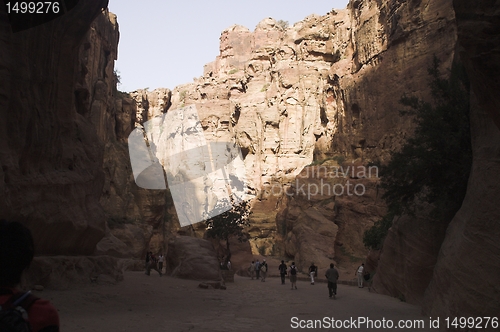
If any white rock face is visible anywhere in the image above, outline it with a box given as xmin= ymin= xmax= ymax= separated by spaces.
xmin=129 ymin=105 xmax=251 ymax=226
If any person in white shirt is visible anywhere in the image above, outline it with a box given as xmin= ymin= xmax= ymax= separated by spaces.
xmin=356 ymin=263 xmax=365 ymax=288
xmin=158 ymin=253 xmax=164 ymax=276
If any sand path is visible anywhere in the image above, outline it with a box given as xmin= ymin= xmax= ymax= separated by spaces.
xmin=41 ymin=271 xmax=434 ymax=331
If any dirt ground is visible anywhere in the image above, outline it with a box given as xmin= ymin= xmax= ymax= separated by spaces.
xmin=39 ymin=271 xmax=435 ymax=332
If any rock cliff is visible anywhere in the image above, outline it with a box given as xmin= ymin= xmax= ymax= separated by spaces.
xmin=421 ymin=0 xmax=500 ymax=319
xmin=139 ymin=0 xmax=457 ymax=276
xmin=73 ymin=10 xmax=173 ymax=259
xmin=0 ymin=0 xmax=173 ymax=283
xmin=2 ymin=0 xmax=498 ymax=317
xmin=369 ymin=1 xmax=500 ymax=318
xmin=0 ymin=0 xmax=110 ymax=255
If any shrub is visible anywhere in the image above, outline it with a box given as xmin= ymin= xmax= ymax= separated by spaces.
xmin=205 ymin=197 xmax=251 ymax=262
xmin=276 ymin=20 xmax=289 ymax=30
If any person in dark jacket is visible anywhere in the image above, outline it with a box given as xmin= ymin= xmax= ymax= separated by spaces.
xmin=278 ymin=260 xmax=287 ymax=284
xmin=325 ymin=263 xmax=340 ymax=299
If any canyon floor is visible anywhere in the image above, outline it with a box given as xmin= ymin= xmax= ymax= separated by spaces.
xmin=40 ymin=271 xmax=435 ymax=331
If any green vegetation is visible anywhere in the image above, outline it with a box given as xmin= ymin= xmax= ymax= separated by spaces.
xmin=276 ymin=20 xmax=289 ymax=30
xmin=363 ymin=211 xmax=397 ymax=250
xmin=116 ymin=90 xmax=130 ymax=98
xmin=113 ymin=69 xmax=121 ymax=86
xmin=308 ymin=155 xmax=346 ymax=166
xmin=363 ymin=57 xmax=472 ymax=250
xmin=179 ymin=90 xmax=187 ymax=107
xmin=228 ymin=69 xmax=239 ymax=75
xmin=339 ymin=246 xmax=363 ymax=263
xmin=205 ymin=197 xmax=251 ymax=263
xmin=260 ymin=83 xmax=270 ymax=92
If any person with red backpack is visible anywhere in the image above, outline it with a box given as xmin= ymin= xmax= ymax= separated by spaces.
xmin=0 ymin=220 xmax=59 ymax=332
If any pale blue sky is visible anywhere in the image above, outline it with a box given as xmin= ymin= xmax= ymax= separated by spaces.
xmin=109 ymin=1 xmax=350 ymax=92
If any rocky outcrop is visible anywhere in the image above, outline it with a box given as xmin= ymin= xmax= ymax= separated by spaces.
xmin=370 ymin=207 xmax=449 ymax=304
xmin=139 ymin=0 xmax=458 ymax=268
xmin=270 ymin=0 xmax=458 ymax=280
xmin=277 ymin=163 xmax=385 ymax=274
xmin=166 ymin=236 xmax=222 ymax=281
xmin=368 ymin=0 xmax=500 ymax=319
xmin=0 ymin=0 xmax=110 ymax=255
xmin=421 ymin=0 xmax=500 ymax=319
xmin=0 ymin=0 xmax=170 ymax=264
xmin=74 ymin=12 xmax=171 ymax=258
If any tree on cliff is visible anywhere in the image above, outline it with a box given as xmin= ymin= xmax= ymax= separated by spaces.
xmin=364 ymin=57 xmax=472 ymax=250
xmin=205 ymin=197 xmax=251 ymax=267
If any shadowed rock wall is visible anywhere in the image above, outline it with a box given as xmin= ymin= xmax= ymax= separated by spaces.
xmin=422 ymin=0 xmax=500 ymax=320
xmin=0 ymin=0 xmax=110 ymax=255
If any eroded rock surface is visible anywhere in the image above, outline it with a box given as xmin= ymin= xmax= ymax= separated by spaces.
xmin=138 ymin=0 xmax=457 ymax=268
xmin=421 ymin=0 xmax=500 ymax=319
xmin=0 ymin=0 xmax=110 ymax=255
xmin=368 ymin=0 xmax=500 ymax=317
xmin=166 ymin=236 xmax=222 ymax=281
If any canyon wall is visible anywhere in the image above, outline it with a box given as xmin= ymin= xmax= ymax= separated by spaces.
xmin=369 ymin=0 xmax=500 ymax=318
xmin=75 ymin=17 xmax=174 ymax=258
xmin=0 ymin=0 xmax=110 ymax=255
xmin=2 ymin=0 xmax=498 ymax=317
xmin=0 ymin=0 xmax=194 ymax=262
xmin=422 ymin=0 xmax=500 ymax=319
xmin=283 ymin=0 xmax=458 ymax=275
xmin=141 ymin=0 xmax=458 ymax=276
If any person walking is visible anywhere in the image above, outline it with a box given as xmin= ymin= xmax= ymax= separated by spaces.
xmin=325 ymin=263 xmax=340 ymax=299
xmin=145 ymin=251 xmax=152 ymax=275
xmin=255 ymin=260 xmax=261 ymax=280
xmin=260 ymin=259 xmax=268 ymax=282
xmin=158 ymin=253 xmax=164 ymax=276
xmin=356 ymin=263 xmax=365 ymax=288
xmin=278 ymin=260 xmax=287 ymax=285
xmin=147 ymin=252 xmax=161 ymax=276
xmin=248 ymin=261 xmax=255 ymax=279
xmin=308 ymin=262 xmax=318 ymax=285
xmin=289 ymin=262 xmax=298 ymax=290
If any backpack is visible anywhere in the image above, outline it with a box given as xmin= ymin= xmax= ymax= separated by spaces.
xmin=260 ymin=263 xmax=268 ymax=272
xmin=290 ymin=266 xmax=297 ymax=275
xmin=0 ymin=290 xmax=38 ymax=332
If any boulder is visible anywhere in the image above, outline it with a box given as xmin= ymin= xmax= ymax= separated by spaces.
xmin=166 ymin=236 xmax=222 ymax=281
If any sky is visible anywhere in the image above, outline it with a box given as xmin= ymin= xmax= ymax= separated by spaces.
xmin=108 ymin=1 xmax=350 ymax=92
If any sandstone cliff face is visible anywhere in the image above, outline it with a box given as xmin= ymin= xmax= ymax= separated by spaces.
xmin=71 ymin=10 xmax=173 ymax=259
xmin=0 ymin=0 xmax=110 ymax=255
xmin=366 ymin=0 xmax=500 ymax=319
xmin=421 ymin=0 xmax=500 ymax=319
xmin=142 ymin=0 xmax=457 ymax=276
xmin=0 ymin=0 xmax=170 ymax=262
xmin=276 ymin=163 xmax=385 ymax=273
